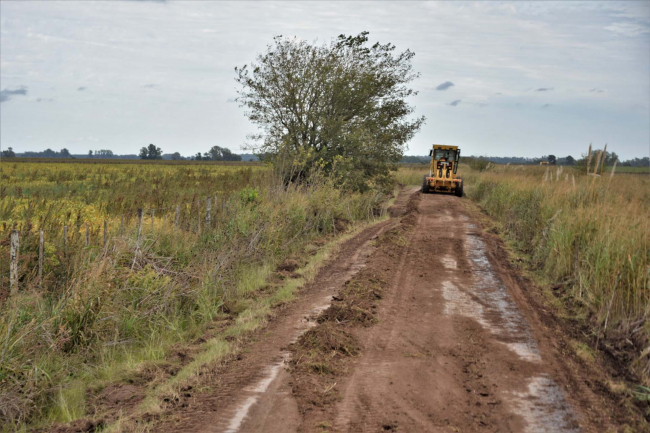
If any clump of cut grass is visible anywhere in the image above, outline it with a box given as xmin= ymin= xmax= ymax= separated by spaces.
xmin=319 ymin=278 xmax=386 ymax=327
xmin=289 ymin=322 xmax=359 ymax=385
xmin=298 ymin=323 xmax=360 ymax=358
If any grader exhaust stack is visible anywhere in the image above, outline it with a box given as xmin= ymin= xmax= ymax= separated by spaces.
xmin=421 ymin=144 xmax=464 ymax=197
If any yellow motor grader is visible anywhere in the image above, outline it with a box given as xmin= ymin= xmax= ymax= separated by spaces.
xmin=421 ymin=144 xmax=463 ymax=197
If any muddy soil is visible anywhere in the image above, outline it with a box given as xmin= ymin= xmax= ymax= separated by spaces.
xmin=150 ymin=190 xmax=640 ymax=433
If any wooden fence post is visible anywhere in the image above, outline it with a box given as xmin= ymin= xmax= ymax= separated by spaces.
xmin=175 ymin=205 xmax=180 ymax=229
xmin=206 ymin=197 xmax=211 ymax=227
xmin=137 ymin=209 xmax=143 ymax=240
xmin=85 ymin=223 xmax=89 ymax=246
xmin=151 ymin=209 xmax=155 ymax=232
xmin=103 ymin=220 xmax=108 ymax=247
xmin=10 ymin=230 xmax=19 ymax=295
xmin=38 ymin=229 xmax=44 ymax=286
xmin=196 ymin=201 xmax=201 ymax=234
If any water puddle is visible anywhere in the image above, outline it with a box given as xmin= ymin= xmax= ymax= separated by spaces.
xmin=462 ymin=234 xmax=542 ymax=361
xmin=441 ymin=254 xmax=457 ymax=270
xmin=224 ymin=296 xmax=334 ymax=432
xmin=506 ymin=342 xmax=543 ymax=363
xmin=441 ymin=281 xmax=489 ymax=328
xmin=507 ymin=375 xmax=580 ymax=432
xmin=244 ymin=353 xmax=291 ymax=393
xmin=445 ymin=228 xmax=578 ymax=430
xmin=221 ymin=223 xmax=389 ymax=431
xmin=441 ymin=280 xmax=541 ymax=362
xmin=225 ymin=397 xmax=257 ymax=433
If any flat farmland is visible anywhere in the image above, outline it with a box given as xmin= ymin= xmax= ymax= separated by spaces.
xmin=1 ymin=159 xmax=263 ymax=229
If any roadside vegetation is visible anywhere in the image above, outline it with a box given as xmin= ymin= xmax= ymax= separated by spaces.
xmin=0 ymin=161 xmax=393 ymax=429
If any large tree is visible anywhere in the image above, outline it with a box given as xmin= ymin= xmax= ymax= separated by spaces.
xmin=139 ymin=143 xmax=162 ymax=160
xmin=207 ymin=146 xmax=242 ymax=161
xmin=235 ymin=32 xmax=425 ymax=191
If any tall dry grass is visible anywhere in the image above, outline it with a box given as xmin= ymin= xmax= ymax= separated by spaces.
xmin=0 ymin=163 xmax=391 ymax=429
xmin=394 ymin=164 xmax=428 ymax=186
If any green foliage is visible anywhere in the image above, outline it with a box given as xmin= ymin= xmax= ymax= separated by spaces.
xmin=575 ymin=147 xmax=619 ymax=172
xmin=207 ymin=146 xmax=242 ymax=162
xmin=239 ymin=187 xmax=259 ymax=203
xmin=2 ymin=147 xmax=16 ymax=158
xmin=139 ymin=144 xmax=162 ymax=160
xmin=633 ymin=385 xmax=650 ymax=402
xmin=235 ymin=32 xmax=425 ymax=191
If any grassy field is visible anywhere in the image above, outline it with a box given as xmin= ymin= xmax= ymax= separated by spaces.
xmin=397 ymin=162 xmax=650 ymax=383
xmin=0 ymin=160 xmax=265 ymax=293
xmin=0 ymin=159 xmax=391 ymax=430
xmin=3 ymin=157 xmax=261 ymax=166
xmin=605 ymin=166 xmax=650 ymax=174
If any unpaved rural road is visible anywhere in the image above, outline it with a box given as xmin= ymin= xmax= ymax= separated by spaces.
xmin=157 ymin=189 xmax=619 ymax=432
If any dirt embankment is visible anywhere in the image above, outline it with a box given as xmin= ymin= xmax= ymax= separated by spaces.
xmin=288 ymin=192 xmax=421 ymax=430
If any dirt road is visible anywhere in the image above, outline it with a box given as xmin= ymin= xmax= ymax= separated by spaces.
xmin=157 ymin=189 xmax=623 ymax=432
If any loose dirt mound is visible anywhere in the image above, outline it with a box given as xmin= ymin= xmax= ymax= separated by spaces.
xmin=317 ymin=278 xmax=385 ymax=327
xmin=96 ymin=384 xmax=144 ymax=407
xmin=287 ymin=190 xmax=420 ymax=429
xmin=277 ymin=260 xmax=300 ymax=272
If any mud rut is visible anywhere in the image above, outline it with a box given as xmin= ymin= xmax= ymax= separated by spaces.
xmin=156 ymin=190 xmax=612 ymax=433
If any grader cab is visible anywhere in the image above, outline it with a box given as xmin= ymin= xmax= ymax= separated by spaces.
xmin=421 ymin=144 xmax=463 ymax=197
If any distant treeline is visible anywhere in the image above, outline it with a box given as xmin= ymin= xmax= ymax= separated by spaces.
xmin=401 ymin=153 xmax=649 ymax=167
xmin=1 ymin=146 xmax=261 ymax=162
xmin=3 ymin=146 xmax=646 ymax=167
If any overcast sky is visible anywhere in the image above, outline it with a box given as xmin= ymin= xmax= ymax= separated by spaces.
xmin=1 ymin=1 xmax=649 ymax=159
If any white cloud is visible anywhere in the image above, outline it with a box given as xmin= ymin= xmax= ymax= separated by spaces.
xmin=604 ymin=22 xmax=650 ymax=37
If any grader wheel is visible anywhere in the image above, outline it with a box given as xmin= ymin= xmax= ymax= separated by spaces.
xmin=455 ymin=180 xmax=464 ymax=197
xmin=421 ymin=175 xmax=429 ymax=194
